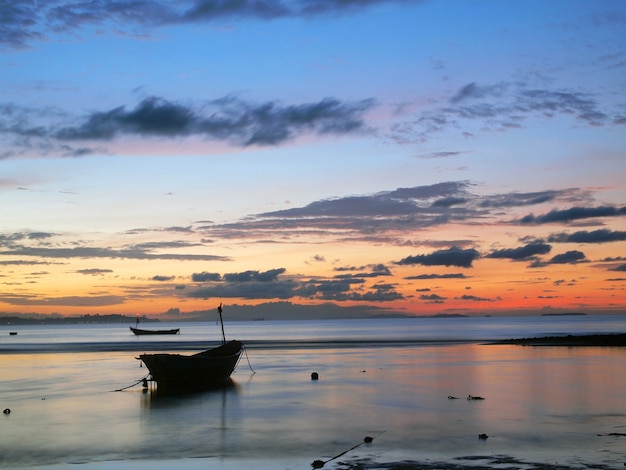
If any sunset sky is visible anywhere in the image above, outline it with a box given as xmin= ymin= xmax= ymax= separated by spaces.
xmin=1 ymin=0 xmax=625 ymax=319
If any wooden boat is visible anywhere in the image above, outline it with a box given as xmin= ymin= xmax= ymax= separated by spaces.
xmin=139 ymin=339 xmax=243 ymax=391
xmin=138 ymin=304 xmax=243 ymax=391
xmin=130 ymin=315 xmax=179 ymax=335
xmin=130 ymin=326 xmax=180 ymax=335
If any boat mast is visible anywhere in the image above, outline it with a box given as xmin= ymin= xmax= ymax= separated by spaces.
xmin=217 ymin=303 xmax=226 ymax=344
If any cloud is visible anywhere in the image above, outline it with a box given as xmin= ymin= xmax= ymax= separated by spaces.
xmin=390 ymin=81 xmax=624 ymax=144
xmin=152 ymin=275 xmax=175 ymax=281
xmin=420 ymin=293 xmax=446 ymax=303
xmin=405 ymin=273 xmax=467 ymax=280
xmin=479 ymin=190 xmax=564 ymax=208
xmin=2 ymin=0 xmax=418 ymax=49
xmin=199 ymin=183 xmax=596 ymax=245
xmin=185 ymin=266 xmax=403 ymax=302
xmin=2 ymin=95 xmax=374 ymax=155
xmin=334 ymin=264 xmax=392 ymax=279
xmin=457 ymin=294 xmax=496 ymax=302
xmin=548 ymin=229 xmax=626 ymax=243
xmin=223 ymin=268 xmax=286 ymax=282
xmin=192 ymin=271 xmax=222 ymax=282
xmin=0 ymin=245 xmax=229 ymax=261
xmin=487 ymin=242 xmax=551 ymax=260
xmin=76 ymin=268 xmax=114 ymax=275
xmin=0 ymin=293 xmax=125 ymax=306
xmin=531 ymin=250 xmax=586 ymax=268
xmin=396 ymin=246 xmax=480 ymax=268
xmin=519 ymin=205 xmax=626 ymax=224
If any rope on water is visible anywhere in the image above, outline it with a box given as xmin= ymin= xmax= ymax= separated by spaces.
xmin=311 ymin=431 xmax=385 ymax=468
xmin=111 ymin=374 xmax=150 ymax=392
xmin=243 ymin=345 xmax=256 ymax=374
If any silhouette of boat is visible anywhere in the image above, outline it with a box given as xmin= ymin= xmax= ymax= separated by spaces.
xmin=130 ymin=315 xmax=180 ymax=335
xmin=138 ymin=304 xmax=242 ymax=391
xmin=130 ymin=326 xmax=180 ymax=335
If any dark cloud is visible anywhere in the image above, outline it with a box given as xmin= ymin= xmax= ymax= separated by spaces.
xmin=487 ymin=242 xmax=551 ymax=260
xmin=30 ymin=95 xmax=373 ymax=149
xmin=0 ymin=1 xmax=43 ymax=49
xmin=519 ymin=205 xmax=626 ymax=224
xmin=2 ymin=0 xmax=418 ymax=49
xmin=202 ymin=184 xmax=594 ymax=245
xmin=548 ymin=250 xmax=587 ymax=265
xmin=479 ymin=190 xmax=563 ymax=208
xmin=457 ymin=294 xmax=495 ymax=302
xmin=185 ymin=267 xmax=403 ymax=302
xmin=548 ymin=229 xmax=626 ymax=243
xmin=405 ymin=273 xmax=467 ymax=280
xmin=612 ymin=264 xmax=626 ymax=272
xmin=420 ymin=293 xmax=446 ymax=303
xmin=396 ymin=246 xmax=480 ymax=268
xmin=223 ymin=268 xmax=286 ymax=282
xmin=192 ymin=271 xmax=222 ymax=282
xmin=334 ymin=264 xmax=392 ymax=279
xmin=152 ymin=275 xmax=175 ymax=281
xmin=245 ymin=181 xmax=477 ymax=234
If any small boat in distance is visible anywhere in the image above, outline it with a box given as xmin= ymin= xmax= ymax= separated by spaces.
xmin=130 ymin=326 xmax=180 ymax=335
xmin=138 ymin=303 xmax=243 ymax=392
xmin=130 ymin=315 xmax=180 ymax=336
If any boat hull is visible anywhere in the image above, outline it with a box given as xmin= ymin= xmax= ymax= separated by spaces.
xmin=130 ymin=327 xmax=180 ymax=335
xmin=140 ymin=340 xmax=243 ymax=391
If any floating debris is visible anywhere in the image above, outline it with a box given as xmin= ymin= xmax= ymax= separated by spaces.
xmin=3 ymin=408 xmax=10 ymax=414
xmin=478 ymin=433 xmax=488 ymax=440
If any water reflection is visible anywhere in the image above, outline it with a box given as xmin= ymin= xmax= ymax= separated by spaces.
xmin=2 ymin=340 xmax=626 ymax=468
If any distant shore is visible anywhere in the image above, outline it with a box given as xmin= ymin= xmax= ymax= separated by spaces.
xmin=491 ymin=333 xmax=626 ymax=346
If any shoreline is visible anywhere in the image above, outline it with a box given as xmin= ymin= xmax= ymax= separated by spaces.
xmin=32 ymin=452 xmax=624 ymax=470
xmin=490 ymin=333 xmax=626 ymax=346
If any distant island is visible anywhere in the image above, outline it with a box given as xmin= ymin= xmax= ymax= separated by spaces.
xmin=491 ymin=333 xmax=626 ymax=347
xmin=541 ymin=312 xmax=587 ymax=316
xmin=0 ymin=314 xmax=160 ymax=326
xmin=427 ymin=313 xmax=468 ymax=318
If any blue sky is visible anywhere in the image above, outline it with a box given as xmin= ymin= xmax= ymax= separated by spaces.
xmin=1 ymin=0 xmax=625 ymax=318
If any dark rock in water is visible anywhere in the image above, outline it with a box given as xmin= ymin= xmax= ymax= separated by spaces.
xmin=478 ymin=433 xmax=488 ymax=440
xmin=311 ymin=372 xmax=319 ymax=380
xmin=448 ymin=395 xmax=459 ymax=399
xmin=311 ymin=459 xmax=325 ymax=468
xmin=364 ymin=436 xmax=374 ymax=443
xmin=467 ymin=395 xmax=485 ymax=400
xmin=3 ymin=408 xmax=10 ymax=414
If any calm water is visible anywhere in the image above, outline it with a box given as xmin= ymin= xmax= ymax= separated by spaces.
xmin=1 ymin=316 xmax=626 ymax=469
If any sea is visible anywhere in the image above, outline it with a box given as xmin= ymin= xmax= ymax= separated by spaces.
xmin=1 ymin=315 xmax=626 ymax=470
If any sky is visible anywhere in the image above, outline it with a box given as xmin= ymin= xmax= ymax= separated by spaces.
xmin=0 ymin=0 xmax=625 ymax=319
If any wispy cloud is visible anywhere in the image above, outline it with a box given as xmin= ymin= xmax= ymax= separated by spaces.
xmin=389 ymin=81 xmax=625 ymax=144
xmin=1 ymin=0 xmax=421 ymax=49
xmin=0 ymin=245 xmax=229 ymax=262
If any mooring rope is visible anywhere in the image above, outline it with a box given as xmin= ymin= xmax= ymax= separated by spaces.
xmin=242 ymin=344 xmax=256 ymax=374
xmin=111 ymin=374 xmax=150 ymax=392
xmin=311 ymin=431 xmax=386 ymax=468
